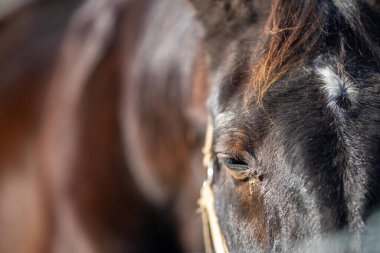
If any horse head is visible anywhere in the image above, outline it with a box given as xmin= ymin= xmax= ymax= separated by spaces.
xmin=191 ymin=0 xmax=380 ymax=251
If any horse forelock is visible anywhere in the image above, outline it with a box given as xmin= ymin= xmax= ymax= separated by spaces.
xmin=247 ymin=0 xmax=380 ymax=104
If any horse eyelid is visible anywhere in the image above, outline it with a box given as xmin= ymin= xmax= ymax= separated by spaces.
xmin=216 ymin=151 xmax=255 ymax=165
xmin=217 ymin=155 xmax=250 ymax=170
xmin=220 ymin=157 xmax=252 ymax=181
xmin=216 ymin=153 xmax=255 ymax=180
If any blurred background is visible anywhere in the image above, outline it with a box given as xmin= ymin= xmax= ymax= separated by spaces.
xmin=0 ymin=0 xmax=208 ymax=252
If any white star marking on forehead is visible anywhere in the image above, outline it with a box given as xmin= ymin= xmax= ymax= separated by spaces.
xmin=316 ymin=65 xmax=357 ymax=109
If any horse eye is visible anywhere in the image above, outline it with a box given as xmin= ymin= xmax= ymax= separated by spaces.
xmin=220 ymin=156 xmax=251 ymax=180
xmin=224 ymin=157 xmax=248 ymax=169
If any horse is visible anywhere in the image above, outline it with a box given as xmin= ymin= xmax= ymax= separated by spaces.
xmin=188 ymin=0 xmax=380 ymax=252
xmin=3 ymin=0 xmax=380 ymax=252
xmin=0 ymin=0 xmax=204 ymax=252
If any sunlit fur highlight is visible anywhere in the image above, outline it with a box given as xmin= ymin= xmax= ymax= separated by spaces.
xmin=247 ymin=0 xmax=378 ymax=104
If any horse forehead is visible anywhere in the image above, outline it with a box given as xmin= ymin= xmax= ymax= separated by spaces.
xmin=316 ymin=63 xmax=358 ymax=108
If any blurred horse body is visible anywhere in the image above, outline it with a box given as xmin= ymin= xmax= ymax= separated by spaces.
xmin=0 ymin=0 xmax=205 ymax=252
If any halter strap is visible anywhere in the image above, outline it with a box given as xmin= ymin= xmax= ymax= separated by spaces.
xmin=199 ymin=119 xmax=229 ymax=253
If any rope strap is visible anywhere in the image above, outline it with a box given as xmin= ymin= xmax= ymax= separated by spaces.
xmin=199 ymin=118 xmax=229 ymax=253
xmin=199 ymin=181 xmax=229 ymax=253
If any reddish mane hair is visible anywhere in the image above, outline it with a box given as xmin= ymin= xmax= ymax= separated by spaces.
xmin=249 ymin=0 xmax=379 ymax=102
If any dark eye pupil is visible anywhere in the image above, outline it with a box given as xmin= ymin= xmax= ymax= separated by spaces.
xmin=225 ymin=157 xmax=248 ymax=168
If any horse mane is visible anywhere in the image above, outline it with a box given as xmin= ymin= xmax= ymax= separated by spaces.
xmin=249 ymin=0 xmax=380 ymax=102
